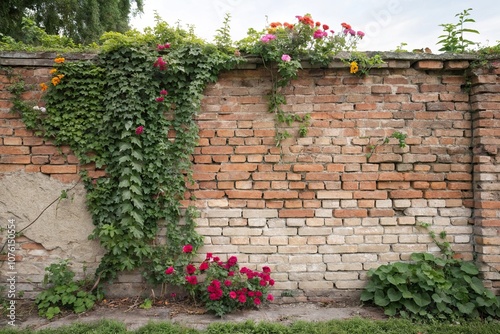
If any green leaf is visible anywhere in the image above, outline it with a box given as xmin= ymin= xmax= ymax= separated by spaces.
xmin=413 ymin=292 xmax=431 ymax=307
xmin=387 ymin=288 xmax=402 ymax=302
xmin=460 ymin=262 xmax=479 ymax=275
xmin=374 ymin=290 xmax=390 ymax=307
xmin=457 ymin=302 xmax=475 ymax=314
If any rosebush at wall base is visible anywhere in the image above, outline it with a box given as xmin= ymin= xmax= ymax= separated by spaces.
xmin=164 ymin=247 xmax=274 ymax=317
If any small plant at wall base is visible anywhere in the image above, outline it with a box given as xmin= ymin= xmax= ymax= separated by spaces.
xmin=360 ymin=224 xmax=500 ymax=322
xmin=35 ymin=260 xmax=102 ymax=319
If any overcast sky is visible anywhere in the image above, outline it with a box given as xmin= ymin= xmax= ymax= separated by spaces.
xmin=130 ymin=0 xmax=499 ymax=52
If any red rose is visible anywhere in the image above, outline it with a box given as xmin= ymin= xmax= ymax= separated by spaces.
xmin=165 ymin=266 xmax=174 ymax=275
xmin=186 ymin=264 xmax=196 ymax=274
xmin=182 ymin=244 xmax=193 ymax=253
xmin=199 ymin=262 xmax=209 ymax=271
xmin=135 ymin=126 xmax=144 ymax=135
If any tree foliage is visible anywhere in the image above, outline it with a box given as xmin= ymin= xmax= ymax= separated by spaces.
xmin=0 ymin=0 xmax=144 ymax=44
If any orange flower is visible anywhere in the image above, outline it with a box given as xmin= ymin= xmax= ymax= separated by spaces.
xmin=49 ymin=68 xmax=57 ymax=74
xmin=51 ymin=76 xmax=61 ymax=86
xmin=57 ymin=74 xmax=64 ymax=79
xmin=270 ymin=22 xmax=282 ymax=28
xmin=54 ymin=57 xmax=65 ymax=63
xmin=315 ymin=21 xmax=321 ymax=27
xmin=40 ymin=83 xmax=48 ymax=91
xmin=341 ymin=22 xmax=352 ymax=30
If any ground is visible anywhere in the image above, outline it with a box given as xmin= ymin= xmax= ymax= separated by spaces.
xmin=2 ymin=298 xmax=387 ymax=331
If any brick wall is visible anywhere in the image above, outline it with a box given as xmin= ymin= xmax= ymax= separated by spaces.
xmin=1 ymin=52 xmax=499 ymax=301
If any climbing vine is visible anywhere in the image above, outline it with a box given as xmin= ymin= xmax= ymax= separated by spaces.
xmin=17 ymin=20 xmax=238 ymax=283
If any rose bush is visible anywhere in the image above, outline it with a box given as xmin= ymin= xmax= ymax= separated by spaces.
xmin=164 ymin=246 xmax=274 ymax=317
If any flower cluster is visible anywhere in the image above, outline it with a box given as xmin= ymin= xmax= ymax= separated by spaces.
xmin=164 ymin=246 xmax=274 ymax=317
xmin=33 ymin=105 xmax=46 ymax=113
xmin=153 ymin=56 xmax=167 ymax=71
xmin=157 ymin=42 xmax=171 ymax=51
xmin=155 ymin=89 xmax=168 ymax=102
xmin=240 ymin=14 xmax=367 ymax=67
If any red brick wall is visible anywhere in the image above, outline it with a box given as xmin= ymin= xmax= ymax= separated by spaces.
xmin=1 ymin=52 xmax=499 ymax=301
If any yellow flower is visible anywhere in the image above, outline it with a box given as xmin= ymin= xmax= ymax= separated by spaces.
xmin=54 ymin=57 xmax=65 ymax=63
xmin=40 ymin=83 xmax=48 ymax=91
xmin=350 ymin=61 xmax=359 ymax=74
xmin=51 ymin=76 xmax=61 ymax=86
xmin=49 ymin=68 xmax=57 ymax=74
xmin=57 ymin=74 xmax=64 ymax=79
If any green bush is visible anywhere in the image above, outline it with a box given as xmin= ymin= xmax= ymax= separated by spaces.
xmin=35 ymin=260 xmax=101 ymax=319
xmin=361 ymin=252 xmax=500 ymax=321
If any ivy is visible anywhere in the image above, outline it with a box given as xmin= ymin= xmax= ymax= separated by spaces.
xmin=17 ymin=19 xmax=238 ymax=284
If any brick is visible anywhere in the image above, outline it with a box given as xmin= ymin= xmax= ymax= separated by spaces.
xmin=50 ymin=174 xmax=81 ymax=183
xmin=279 ymin=209 xmax=315 ymax=218
xmin=333 ymin=209 xmax=367 ymax=218
xmin=217 ymin=172 xmax=250 ymax=181
xmin=317 ymin=191 xmax=352 ymax=199
xmin=0 ymin=146 xmax=29 ymax=155
xmin=201 ymin=146 xmax=233 ymax=154
xmin=293 ymin=164 xmax=324 ymax=172
xmin=253 ymin=172 xmax=287 ymax=180
xmin=264 ymin=191 xmax=299 ymax=199
xmin=414 ymin=60 xmax=443 ymax=70
xmin=390 ymin=189 xmax=423 ymax=198
xmin=40 ymin=165 xmax=77 ymax=174
xmin=353 ymin=191 xmax=387 ymax=199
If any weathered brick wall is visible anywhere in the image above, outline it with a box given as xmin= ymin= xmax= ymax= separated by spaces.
xmin=0 ymin=52 xmax=499 ymax=301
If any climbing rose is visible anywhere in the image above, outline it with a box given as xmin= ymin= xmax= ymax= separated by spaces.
xmin=199 ymin=262 xmax=209 ymax=271
xmin=238 ymin=294 xmax=246 ymax=303
xmin=313 ymin=29 xmax=327 ymax=39
xmin=186 ymin=275 xmax=197 ymax=285
xmin=267 ymin=294 xmax=274 ymax=301
xmin=260 ymin=34 xmax=276 ymax=43
xmin=186 ymin=264 xmax=196 ymax=274
xmin=165 ymin=266 xmax=174 ymax=275
xmin=254 ymin=298 xmax=261 ymax=305
xmin=135 ymin=126 xmax=144 ymax=135
xmin=182 ymin=244 xmax=193 ymax=253
xmin=160 ymin=89 xmax=168 ymax=95
xmin=155 ymin=97 xmax=164 ymax=102
xmin=229 ymin=291 xmax=237 ymax=299
xmin=281 ymin=54 xmax=291 ymax=62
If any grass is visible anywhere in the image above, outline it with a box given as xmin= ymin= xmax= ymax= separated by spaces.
xmin=1 ymin=318 xmax=499 ymax=334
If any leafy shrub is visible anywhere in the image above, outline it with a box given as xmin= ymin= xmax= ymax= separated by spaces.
xmin=35 ymin=260 xmax=101 ymax=319
xmin=164 ymin=246 xmax=274 ymax=317
xmin=361 ymin=252 xmax=500 ymax=321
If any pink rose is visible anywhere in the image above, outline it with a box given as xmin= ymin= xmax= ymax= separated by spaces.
xmin=281 ymin=54 xmax=291 ymax=62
